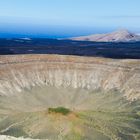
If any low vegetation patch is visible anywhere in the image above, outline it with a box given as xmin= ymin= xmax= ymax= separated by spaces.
xmin=48 ymin=107 xmax=71 ymax=115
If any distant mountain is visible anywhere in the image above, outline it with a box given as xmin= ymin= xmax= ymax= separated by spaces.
xmin=70 ymin=29 xmax=140 ymax=42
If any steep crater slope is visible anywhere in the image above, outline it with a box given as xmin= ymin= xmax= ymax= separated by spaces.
xmin=0 ymin=54 xmax=140 ymax=140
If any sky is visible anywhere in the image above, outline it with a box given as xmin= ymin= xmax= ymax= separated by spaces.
xmin=0 ymin=0 xmax=140 ymax=38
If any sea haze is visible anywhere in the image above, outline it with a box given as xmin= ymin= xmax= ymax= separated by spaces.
xmin=0 ymin=17 xmax=119 ymax=39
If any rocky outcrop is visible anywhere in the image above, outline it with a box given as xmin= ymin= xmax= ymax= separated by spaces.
xmin=0 ymin=135 xmax=45 ymax=140
xmin=0 ymin=54 xmax=139 ymax=101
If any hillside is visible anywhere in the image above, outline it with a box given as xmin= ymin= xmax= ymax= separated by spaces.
xmin=71 ymin=29 xmax=140 ymax=42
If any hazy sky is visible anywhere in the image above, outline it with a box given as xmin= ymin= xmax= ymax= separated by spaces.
xmin=0 ymin=0 xmax=140 ymax=38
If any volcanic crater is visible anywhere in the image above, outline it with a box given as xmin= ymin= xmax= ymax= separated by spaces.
xmin=0 ymin=54 xmax=140 ymax=140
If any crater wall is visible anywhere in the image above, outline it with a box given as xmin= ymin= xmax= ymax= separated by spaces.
xmin=0 ymin=54 xmax=139 ymax=101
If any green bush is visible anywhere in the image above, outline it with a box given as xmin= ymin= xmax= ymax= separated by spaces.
xmin=48 ymin=107 xmax=71 ymax=115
